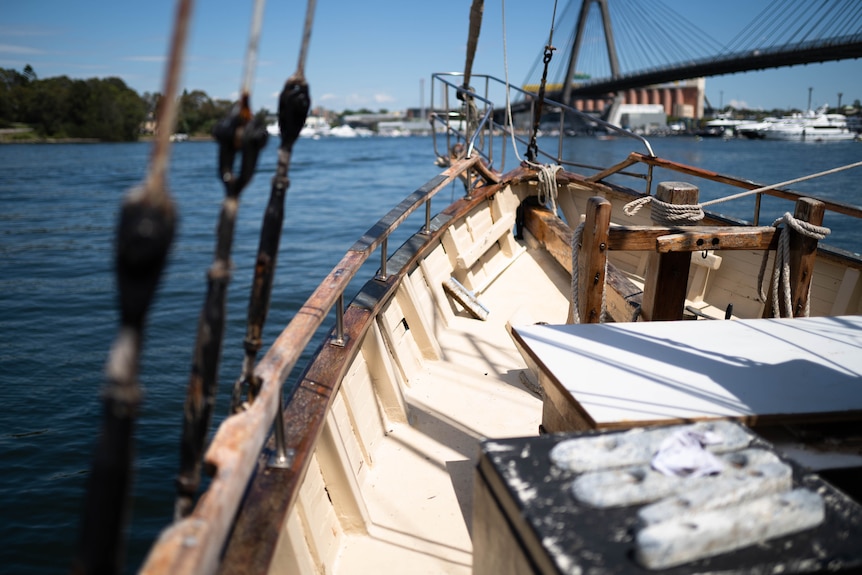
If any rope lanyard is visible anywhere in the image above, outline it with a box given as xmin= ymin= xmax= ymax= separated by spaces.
xmin=230 ymin=0 xmax=314 ymax=418
xmin=75 ymin=0 xmax=192 ymax=571
xmin=502 ymin=0 xmax=564 ymax=213
xmin=175 ymin=0 xmax=271 ymax=521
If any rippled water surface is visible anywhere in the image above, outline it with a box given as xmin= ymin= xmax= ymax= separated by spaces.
xmin=1 ymin=134 xmax=860 ymax=573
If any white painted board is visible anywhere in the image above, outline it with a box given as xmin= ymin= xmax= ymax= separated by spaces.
xmin=514 ymin=316 xmax=862 ymax=426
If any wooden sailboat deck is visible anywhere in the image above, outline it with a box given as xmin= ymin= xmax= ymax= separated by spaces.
xmin=256 ymin=168 xmax=862 ymax=573
xmin=281 ymin=240 xmax=570 ymax=573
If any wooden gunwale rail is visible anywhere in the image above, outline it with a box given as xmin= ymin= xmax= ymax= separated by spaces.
xmin=141 ymin=155 xmax=486 ymax=575
xmin=573 ymin=153 xmax=862 ymax=270
xmin=631 ymin=152 xmax=862 ymax=221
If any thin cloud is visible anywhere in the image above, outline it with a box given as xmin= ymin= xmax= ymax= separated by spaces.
xmin=0 ymin=44 xmax=44 ymax=55
xmin=345 ymin=93 xmax=376 ymax=106
xmin=0 ymin=26 xmax=56 ymax=38
xmin=124 ymin=55 xmax=166 ymax=63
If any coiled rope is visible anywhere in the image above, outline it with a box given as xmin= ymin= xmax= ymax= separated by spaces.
xmin=76 ymin=0 xmax=191 ymax=570
xmin=623 ymin=194 xmax=704 ymax=225
xmin=535 ymin=162 xmax=562 ymax=213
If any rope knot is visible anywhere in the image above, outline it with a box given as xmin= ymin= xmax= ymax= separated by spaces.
xmin=757 ymin=212 xmax=831 ymax=318
xmin=776 ymin=211 xmax=830 ymax=241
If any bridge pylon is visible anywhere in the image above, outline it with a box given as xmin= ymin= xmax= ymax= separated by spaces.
xmin=561 ymin=0 xmax=620 ymax=108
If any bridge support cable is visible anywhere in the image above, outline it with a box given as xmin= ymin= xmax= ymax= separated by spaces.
xmin=547 ymin=0 xmax=862 ymax=101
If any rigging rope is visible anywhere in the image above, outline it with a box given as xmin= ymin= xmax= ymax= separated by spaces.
xmin=175 ymin=0 xmax=271 ymax=521
xmin=502 ymin=0 xmax=562 ymax=212
xmin=295 ymin=0 xmax=317 ymax=77
xmin=525 ymin=0 xmax=558 ymax=163
xmin=75 ymin=0 xmax=191 ymax=571
xmin=230 ymin=0 xmax=314 ymax=419
xmin=240 ymin=0 xmax=266 ymax=99
xmin=501 ymin=0 xmax=522 ymax=164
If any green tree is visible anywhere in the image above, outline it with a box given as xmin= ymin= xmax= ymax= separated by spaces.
xmin=174 ymin=89 xmax=233 ymax=135
xmin=0 ymin=67 xmax=33 ymax=126
xmin=0 ymin=66 xmax=274 ymax=141
xmin=14 ymin=73 xmax=146 ymax=140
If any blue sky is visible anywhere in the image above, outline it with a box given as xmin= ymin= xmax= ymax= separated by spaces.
xmin=2 ymin=0 xmax=860 ymax=114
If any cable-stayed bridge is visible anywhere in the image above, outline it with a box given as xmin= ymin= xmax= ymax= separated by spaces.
xmin=522 ymin=0 xmax=862 ymax=112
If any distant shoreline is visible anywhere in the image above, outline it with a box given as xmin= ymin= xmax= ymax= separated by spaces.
xmin=0 ymin=129 xmax=213 ymax=144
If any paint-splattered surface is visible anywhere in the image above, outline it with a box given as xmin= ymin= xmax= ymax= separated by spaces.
xmin=478 ymin=426 xmax=862 ymax=574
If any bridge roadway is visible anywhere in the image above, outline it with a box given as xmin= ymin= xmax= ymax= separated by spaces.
xmin=554 ymin=35 xmax=862 ymax=99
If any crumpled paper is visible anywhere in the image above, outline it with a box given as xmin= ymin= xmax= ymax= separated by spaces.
xmin=651 ymin=428 xmax=724 ymax=477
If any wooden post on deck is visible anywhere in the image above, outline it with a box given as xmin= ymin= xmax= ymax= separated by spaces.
xmin=641 ymin=182 xmax=699 ymax=321
xmin=574 ymin=196 xmax=611 ymax=323
xmin=763 ymin=197 xmax=826 ymax=318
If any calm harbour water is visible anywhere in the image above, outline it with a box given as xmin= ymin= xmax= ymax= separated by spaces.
xmin=1 ymin=134 xmax=860 ymax=573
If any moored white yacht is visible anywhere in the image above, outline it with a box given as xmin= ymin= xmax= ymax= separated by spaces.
xmin=757 ymin=106 xmax=855 ymax=141
xmin=736 ymin=116 xmax=784 ymax=139
xmin=702 ymin=114 xmax=757 ymax=137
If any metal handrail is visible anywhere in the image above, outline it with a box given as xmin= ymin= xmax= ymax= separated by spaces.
xmin=429 ymin=75 xmax=497 ymax=166
xmin=430 ymin=72 xmax=656 ymax=177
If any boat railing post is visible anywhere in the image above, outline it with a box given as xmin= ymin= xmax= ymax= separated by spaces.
xmin=753 ymin=193 xmax=762 ymax=225
xmin=483 ymin=75 xmax=493 ymax=166
xmin=762 ymin=197 xmax=825 ymax=318
xmin=376 ymin=237 xmax=388 ymax=281
xmin=557 ymin=110 xmax=565 ymax=164
xmin=646 ymin=164 xmax=654 ymax=196
xmin=421 ymin=198 xmax=432 ymax=235
xmin=331 ymin=293 xmax=346 ymax=347
xmin=268 ymin=392 xmax=293 ymax=469
xmin=443 ymin=82 xmax=451 ymax=156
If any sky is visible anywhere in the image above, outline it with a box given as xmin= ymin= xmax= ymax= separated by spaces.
xmin=2 ymin=0 xmax=860 ymax=114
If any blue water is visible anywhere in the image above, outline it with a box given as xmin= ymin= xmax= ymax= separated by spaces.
xmin=1 ymin=135 xmax=860 ymax=573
